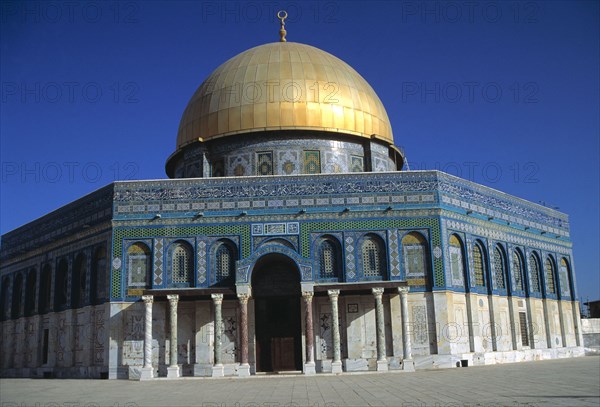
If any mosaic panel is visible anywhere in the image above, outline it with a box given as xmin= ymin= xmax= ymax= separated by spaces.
xmin=324 ymin=151 xmax=347 ymax=173
xmin=351 ymin=155 xmax=364 ymax=172
xmin=257 ymin=151 xmax=273 ymax=176
xmin=278 ymin=150 xmax=300 ymax=175
xmin=303 ymin=150 xmax=321 ymax=174
xmin=153 ymin=238 xmax=163 ymax=286
xmin=344 ymin=236 xmax=356 ymax=280
xmin=197 ymin=240 xmax=207 ymax=285
xmin=387 ymin=230 xmax=400 ymax=277
xmin=228 ymin=154 xmax=251 ymax=177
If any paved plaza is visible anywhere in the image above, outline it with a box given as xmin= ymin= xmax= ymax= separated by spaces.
xmin=1 ymin=356 xmax=599 ymax=407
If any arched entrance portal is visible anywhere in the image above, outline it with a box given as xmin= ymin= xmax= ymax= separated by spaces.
xmin=252 ymin=253 xmax=302 ymax=372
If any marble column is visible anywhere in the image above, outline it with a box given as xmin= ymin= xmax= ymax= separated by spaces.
xmin=302 ymin=291 xmax=316 ymax=375
xmin=372 ymin=287 xmax=388 ymax=371
xmin=237 ymin=293 xmax=251 ymax=377
xmin=140 ymin=295 xmax=154 ymax=380
xmin=398 ymin=286 xmax=415 ymax=371
xmin=211 ymin=294 xmax=224 ymax=377
xmin=167 ymin=294 xmax=180 ymax=378
xmin=328 ymin=289 xmax=342 ymax=374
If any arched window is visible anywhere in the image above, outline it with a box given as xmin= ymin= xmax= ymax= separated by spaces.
xmin=559 ymin=258 xmax=572 ymax=297
xmin=25 ymin=268 xmax=37 ymax=316
xmin=493 ymin=246 xmax=506 ymax=290
xmin=472 ymin=242 xmax=487 ymax=287
xmin=402 ymin=232 xmax=428 ymax=286
xmin=215 ymin=241 xmax=236 ymax=286
xmin=318 ymin=237 xmax=341 ymax=280
xmin=39 ymin=264 xmax=52 ymax=313
xmin=449 ymin=234 xmax=465 ymax=287
xmin=544 ymin=257 xmax=556 ymax=294
xmin=512 ymin=250 xmax=525 ymax=291
xmin=54 ymin=258 xmax=69 ymax=309
xmin=171 ymin=241 xmax=193 ymax=285
xmin=361 ymin=234 xmax=386 ymax=279
xmin=72 ymin=253 xmax=87 ymax=308
xmin=127 ymin=243 xmax=151 ymax=288
xmin=91 ymin=246 xmax=107 ymax=304
xmin=528 ymin=254 xmax=541 ymax=293
xmin=0 ymin=277 xmax=10 ymax=320
xmin=12 ymin=274 xmax=24 ymax=319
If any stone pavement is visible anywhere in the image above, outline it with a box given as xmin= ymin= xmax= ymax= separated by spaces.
xmin=1 ymin=356 xmax=599 ymax=407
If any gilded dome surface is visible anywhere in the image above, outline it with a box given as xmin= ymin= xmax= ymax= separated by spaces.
xmin=176 ymin=42 xmax=394 ymax=150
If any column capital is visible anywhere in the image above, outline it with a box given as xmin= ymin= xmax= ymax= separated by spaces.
xmin=167 ymin=294 xmax=179 ymax=304
xmin=211 ymin=293 xmax=224 ymax=305
xmin=237 ymin=293 xmax=250 ymax=304
xmin=302 ymin=291 xmax=314 ymax=301
xmin=327 ymin=289 xmax=340 ymax=300
xmin=142 ymin=295 xmax=154 ymax=305
xmin=372 ymin=287 xmax=385 ymax=298
xmin=398 ymin=286 xmax=410 ymax=295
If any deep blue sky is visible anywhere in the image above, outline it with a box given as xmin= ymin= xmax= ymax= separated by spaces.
xmin=1 ymin=1 xmax=598 ymax=303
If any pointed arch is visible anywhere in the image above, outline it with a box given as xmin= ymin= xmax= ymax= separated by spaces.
xmin=544 ymin=256 xmax=557 ymax=295
xmin=72 ymin=253 xmax=87 ymax=308
xmin=54 ymin=258 xmax=69 ymax=309
xmin=39 ymin=264 xmax=52 ymax=313
xmin=91 ymin=245 xmax=107 ymax=304
xmin=449 ymin=234 xmax=467 ymax=288
xmin=472 ymin=240 xmax=487 ymax=288
xmin=1 ymin=276 xmax=10 ymax=320
xmin=528 ymin=252 xmax=542 ymax=293
xmin=493 ymin=245 xmax=507 ymax=290
xmin=559 ymin=258 xmax=573 ymax=298
xmin=402 ymin=231 xmax=430 ymax=287
xmin=25 ymin=268 xmax=37 ymax=316
xmin=212 ymin=239 xmax=238 ymax=287
xmin=317 ymin=235 xmax=342 ymax=281
xmin=359 ymin=233 xmax=387 ymax=280
xmin=512 ymin=249 xmax=525 ymax=291
xmin=127 ymin=242 xmax=152 ymax=288
xmin=169 ymin=240 xmax=194 ymax=286
xmin=12 ymin=273 xmax=24 ymax=319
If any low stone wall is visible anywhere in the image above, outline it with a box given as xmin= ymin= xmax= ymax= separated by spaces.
xmin=581 ymin=318 xmax=600 ymax=355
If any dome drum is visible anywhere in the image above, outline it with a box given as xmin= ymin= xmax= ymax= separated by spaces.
xmin=166 ymin=130 xmax=402 ymax=178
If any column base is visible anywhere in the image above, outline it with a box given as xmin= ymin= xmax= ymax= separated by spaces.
xmin=376 ymin=359 xmax=389 ymax=372
xmin=331 ymin=361 xmax=343 ymax=374
xmin=303 ymin=362 xmax=316 ymax=375
xmin=139 ymin=366 xmax=154 ymax=380
xmin=167 ymin=365 xmax=180 ymax=378
xmin=237 ymin=363 xmax=251 ymax=377
xmin=402 ymin=359 xmax=415 ymax=372
xmin=211 ymin=364 xmax=224 ymax=377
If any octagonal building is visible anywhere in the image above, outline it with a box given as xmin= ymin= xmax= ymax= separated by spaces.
xmin=0 ymin=21 xmax=584 ymax=379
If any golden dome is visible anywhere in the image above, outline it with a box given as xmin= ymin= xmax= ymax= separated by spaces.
xmin=175 ymin=42 xmax=394 ymax=151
